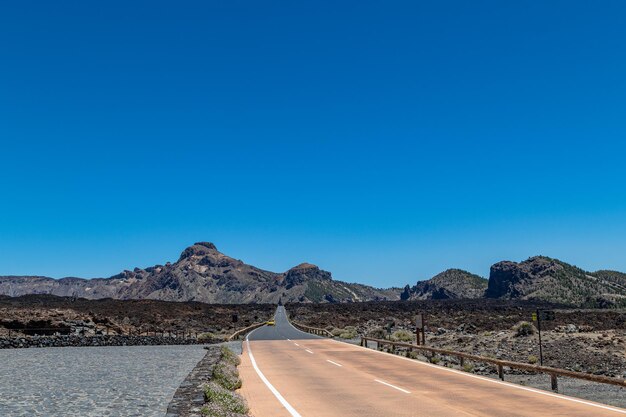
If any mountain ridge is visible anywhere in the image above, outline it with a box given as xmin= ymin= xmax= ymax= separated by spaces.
xmin=2 ymin=245 xmax=626 ymax=307
xmin=0 ymin=242 xmax=398 ymax=304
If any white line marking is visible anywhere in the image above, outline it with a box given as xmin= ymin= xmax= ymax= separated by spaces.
xmin=333 ymin=339 xmax=626 ymax=414
xmin=287 ymin=338 xmax=291 ymax=341
xmin=374 ymin=379 xmax=411 ymax=394
xmin=326 ymin=359 xmax=343 ymax=367
xmin=305 ymin=349 xmax=314 ymax=354
xmin=246 ymin=330 xmax=302 ymax=417
xmin=294 ymin=343 xmax=300 ymax=346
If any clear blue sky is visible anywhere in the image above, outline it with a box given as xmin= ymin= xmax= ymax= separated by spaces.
xmin=1 ymin=1 xmax=626 ymax=287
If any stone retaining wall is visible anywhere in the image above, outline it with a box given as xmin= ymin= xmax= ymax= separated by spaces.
xmin=166 ymin=346 xmax=221 ymax=416
xmin=0 ymin=335 xmax=218 ymax=349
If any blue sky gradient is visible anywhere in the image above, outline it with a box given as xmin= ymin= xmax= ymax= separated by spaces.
xmin=1 ymin=1 xmax=626 ymax=287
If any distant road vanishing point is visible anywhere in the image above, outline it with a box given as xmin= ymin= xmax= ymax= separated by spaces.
xmin=238 ymin=306 xmax=626 ymax=417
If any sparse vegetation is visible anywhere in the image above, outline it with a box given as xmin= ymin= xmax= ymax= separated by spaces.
xmin=332 ymin=326 xmax=357 ymax=339
xmin=513 ymin=321 xmax=536 ymax=337
xmin=202 ymin=347 xmax=248 ymax=417
xmin=202 ymin=382 xmax=248 ymax=416
xmin=391 ymin=329 xmax=414 ymax=342
xmin=220 ymin=345 xmax=241 ymax=366
xmin=367 ymin=327 xmax=386 ymax=339
xmin=212 ymin=362 xmax=242 ymax=390
xmin=408 ymin=350 xmax=420 ymax=359
xmin=462 ymin=363 xmax=474 ymax=373
xmin=528 ymin=355 xmax=538 ymax=364
xmin=198 ymin=332 xmax=220 ymax=341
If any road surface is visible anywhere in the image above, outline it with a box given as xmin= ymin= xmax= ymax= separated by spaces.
xmin=238 ymin=306 xmax=626 ymax=417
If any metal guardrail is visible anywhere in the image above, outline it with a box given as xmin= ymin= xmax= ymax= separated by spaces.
xmin=292 ymin=322 xmax=335 ymax=338
xmin=227 ymin=322 xmax=266 ymax=341
xmin=361 ymin=336 xmax=626 ymax=392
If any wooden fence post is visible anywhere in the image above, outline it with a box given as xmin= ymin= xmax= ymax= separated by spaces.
xmin=551 ymin=374 xmax=558 ymax=392
xmin=498 ymin=365 xmax=504 ymax=381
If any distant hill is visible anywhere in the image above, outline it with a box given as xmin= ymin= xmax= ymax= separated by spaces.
xmin=398 ymin=257 xmax=626 ymax=308
xmin=486 ymin=256 xmax=626 ymax=308
xmin=401 ymin=269 xmax=487 ymax=300
xmin=0 ymin=242 xmax=398 ymax=304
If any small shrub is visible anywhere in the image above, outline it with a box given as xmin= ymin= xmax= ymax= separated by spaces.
xmin=220 ymin=346 xmax=241 ymax=366
xmin=336 ymin=326 xmax=357 ymax=339
xmin=462 ymin=363 xmax=474 ymax=373
xmin=198 ymin=332 xmax=219 ymax=341
xmin=390 ymin=330 xmax=414 ymax=342
xmin=203 ymin=382 xmax=248 ymax=415
xmin=407 ymin=350 xmax=419 ymax=359
xmin=330 ymin=328 xmax=344 ymax=337
xmin=367 ymin=327 xmax=386 ymax=339
xmin=331 ymin=326 xmax=357 ymax=339
xmin=429 ymin=356 xmax=440 ymax=364
xmin=513 ymin=321 xmax=536 ymax=337
xmin=527 ymin=355 xmax=538 ymax=364
xmin=212 ymin=363 xmax=242 ymax=390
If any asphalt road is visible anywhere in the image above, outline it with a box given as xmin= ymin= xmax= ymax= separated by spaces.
xmin=239 ymin=307 xmax=626 ymax=417
xmin=247 ymin=306 xmax=319 ymax=341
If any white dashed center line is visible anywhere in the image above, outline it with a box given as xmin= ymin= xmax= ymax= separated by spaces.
xmin=305 ymin=349 xmax=314 ymax=354
xmin=326 ymin=360 xmax=342 ymax=367
xmin=374 ymin=379 xmax=411 ymax=394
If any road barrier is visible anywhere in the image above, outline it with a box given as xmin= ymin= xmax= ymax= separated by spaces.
xmin=227 ymin=322 xmax=267 ymax=341
xmin=361 ymin=336 xmax=626 ymax=392
xmin=291 ymin=322 xmax=335 ymax=338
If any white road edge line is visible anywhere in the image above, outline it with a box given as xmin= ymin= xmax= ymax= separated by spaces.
xmin=374 ymin=379 xmax=411 ymax=394
xmin=334 ymin=339 xmax=626 ymax=415
xmin=326 ymin=359 xmax=343 ymax=367
xmin=246 ymin=329 xmax=302 ymax=417
xmin=279 ymin=308 xmax=626 ymax=415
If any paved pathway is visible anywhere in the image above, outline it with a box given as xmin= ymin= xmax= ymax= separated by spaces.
xmin=0 ymin=345 xmax=206 ymax=416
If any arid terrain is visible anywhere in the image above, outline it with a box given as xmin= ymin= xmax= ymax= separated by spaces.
xmin=2 ymin=295 xmax=625 ymax=381
xmin=0 ymin=295 xmax=275 ymax=338
xmin=287 ymin=299 xmax=626 ymax=378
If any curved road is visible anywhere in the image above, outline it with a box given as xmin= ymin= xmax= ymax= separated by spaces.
xmin=239 ymin=306 xmax=626 ymax=417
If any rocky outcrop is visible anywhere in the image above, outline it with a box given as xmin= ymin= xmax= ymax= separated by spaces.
xmin=406 ymin=269 xmax=487 ymax=300
xmin=486 ymin=256 xmax=626 ymax=307
xmin=284 ymin=263 xmax=331 ymax=289
xmin=400 ymin=285 xmax=411 ymax=301
xmin=0 ymin=243 xmax=398 ymax=304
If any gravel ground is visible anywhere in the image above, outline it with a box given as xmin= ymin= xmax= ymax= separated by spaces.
xmin=0 ymin=345 xmax=207 ymax=416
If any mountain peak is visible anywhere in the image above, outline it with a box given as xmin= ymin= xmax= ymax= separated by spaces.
xmin=178 ymin=242 xmax=219 ymax=261
xmin=408 ymin=269 xmax=487 ymax=300
xmin=290 ymin=263 xmax=319 ymax=271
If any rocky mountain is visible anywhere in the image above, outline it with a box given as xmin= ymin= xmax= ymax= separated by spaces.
xmin=0 ymin=242 xmax=398 ymax=304
xmin=3 ymin=246 xmax=626 ymax=307
xmin=401 ymin=269 xmax=487 ymax=300
xmin=486 ymin=256 xmax=626 ymax=308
